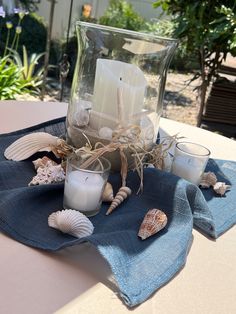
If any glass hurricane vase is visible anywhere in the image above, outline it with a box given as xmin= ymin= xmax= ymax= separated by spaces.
xmin=66 ymin=21 xmax=178 ymax=171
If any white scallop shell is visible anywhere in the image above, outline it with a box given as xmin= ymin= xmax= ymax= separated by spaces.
xmin=4 ymin=132 xmax=59 ymax=161
xmin=48 ymin=209 xmax=94 ymax=238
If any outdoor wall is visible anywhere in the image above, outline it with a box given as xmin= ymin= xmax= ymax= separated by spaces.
xmin=37 ymin=0 xmax=162 ymax=39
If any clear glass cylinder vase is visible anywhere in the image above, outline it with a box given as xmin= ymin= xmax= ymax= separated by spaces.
xmin=66 ymin=22 xmax=177 ymax=171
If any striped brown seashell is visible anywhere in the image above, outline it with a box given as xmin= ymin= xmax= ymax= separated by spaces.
xmin=106 ymin=186 xmax=132 ymax=215
xmin=102 ymin=182 xmax=114 ymax=202
xmin=138 ymin=208 xmax=167 ymax=240
xmin=199 ymin=171 xmax=217 ymax=188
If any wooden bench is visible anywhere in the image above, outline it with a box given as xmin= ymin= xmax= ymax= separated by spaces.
xmin=200 ymin=66 xmax=236 ymax=138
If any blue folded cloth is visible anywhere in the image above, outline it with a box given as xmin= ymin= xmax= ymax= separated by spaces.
xmin=0 ymin=119 xmax=235 ymax=307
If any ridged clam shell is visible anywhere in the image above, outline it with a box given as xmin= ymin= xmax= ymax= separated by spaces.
xmin=138 ymin=208 xmax=167 ymax=240
xmin=213 ymin=182 xmax=231 ymax=196
xmin=48 ymin=209 xmax=94 ymax=238
xmin=106 ymin=186 xmax=131 ymax=215
xmin=4 ymin=132 xmax=59 ymax=161
xmin=102 ymin=182 xmax=114 ymax=202
xmin=199 ymin=171 xmax=217 ymax=188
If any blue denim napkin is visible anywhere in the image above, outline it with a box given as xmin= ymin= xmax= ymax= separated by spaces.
xmin=0 ymin=119 xmax=235 ymax=307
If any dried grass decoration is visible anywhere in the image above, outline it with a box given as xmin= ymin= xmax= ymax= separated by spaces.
xmin=4 ymin=127 xmax=178 ymax=194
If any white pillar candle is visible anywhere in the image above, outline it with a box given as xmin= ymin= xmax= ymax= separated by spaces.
xmin=92 ymin=59 xmax=147 ymax=129
xmin=63 ymin=170 xmax=104 ymax=214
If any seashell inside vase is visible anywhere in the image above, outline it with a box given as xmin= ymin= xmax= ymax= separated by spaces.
xmin=48 ymin=209 xmax=94 ymax=238
xmin=67 ymin=110 xmax=159 ymax=172
xmin=138 ymin=208 xmax=167 ymax=240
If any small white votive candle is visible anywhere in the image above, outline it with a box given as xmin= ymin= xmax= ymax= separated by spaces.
xmin=63 ymin=155 xmax=110 ymax=216
xmin=171 ymin=142 xmax=210 ymax=185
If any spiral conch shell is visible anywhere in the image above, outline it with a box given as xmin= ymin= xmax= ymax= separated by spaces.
xmin=102 ymin=182 xmax=114 ymax=202
xmin=213 ymin=182 xmax=231 ymax=196
xmin=48 ymin=209 xmax=94 ymax=238
xmin=199 ymin=172 xmax=217 ymax=188
xmin=106 ymin=186 xmax=132 ymax=215
xmin=138 ymin=209 xmax=167 ymax=240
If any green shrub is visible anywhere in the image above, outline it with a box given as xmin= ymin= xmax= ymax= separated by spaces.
xmin=0 ymin=56 xmax=30 ymax=99
xmin=9 ymin=46 xmax=45 ymax=91
xmin=99 ymin=0 xmax=144 ymax=31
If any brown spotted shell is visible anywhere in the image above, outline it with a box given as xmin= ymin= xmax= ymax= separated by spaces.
xmin=138 ymin=208 xmax=167 ymax=240
xmin=199 ymin=172 xmax=217 ymax=188
xmin=106 ymin=186 xmax=132 ymax=215
xmin=213 ymin=182 xmax=231 ymax=196
xmin=102 ymin=182 xmax=114 ymax=202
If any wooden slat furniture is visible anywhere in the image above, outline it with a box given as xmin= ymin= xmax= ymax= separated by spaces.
xmin=201 ymin=61 xmax=236 ymax=138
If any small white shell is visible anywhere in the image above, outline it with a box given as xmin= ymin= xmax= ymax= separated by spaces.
xmin=74 ymin=108 xmax=89 ymax=127
xmin=102 ymin=182 xmax=114 ymax=202
xmin=32 ymin=156 xmax=57 ymax=170
xmin=48 ymin=209 xmax=94 ymax=238
xmin=213 ymin=182 xmax=231 ymax=196
xmin=29 ymin=164 xmax=65 ymax=186
xmin=4 ymin=132 xmax=59 ymax=161
xmin=199 ymin=172 xmax=217 ymax=188
xmin=98 ymin=127 xmax=113 ymax=140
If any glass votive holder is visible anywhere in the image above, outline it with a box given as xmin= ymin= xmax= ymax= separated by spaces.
xmin=171 ymin=142 xmax=210 ymax=185
xmin=63 ymin=154 xmax=111 ymax=217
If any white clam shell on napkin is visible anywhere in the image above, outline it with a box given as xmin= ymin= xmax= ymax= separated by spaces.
xmin=48 ymin=209 xmax=94 ymax=238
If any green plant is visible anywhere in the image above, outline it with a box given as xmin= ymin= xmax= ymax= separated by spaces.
xmin=141 ymin=19 xmax=174 ymax=37
xmin=153 ymin=0 xmax=236 ymax=125
xmin=9 ymin=45 xmax=45 ymax=90
xmin=0 ymin=56 xmax=30 ymax=99
xmin=0 ymin=12 xmax=47 ymax=57
xmin=99 ymin=0 xmax=145 ymax=31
